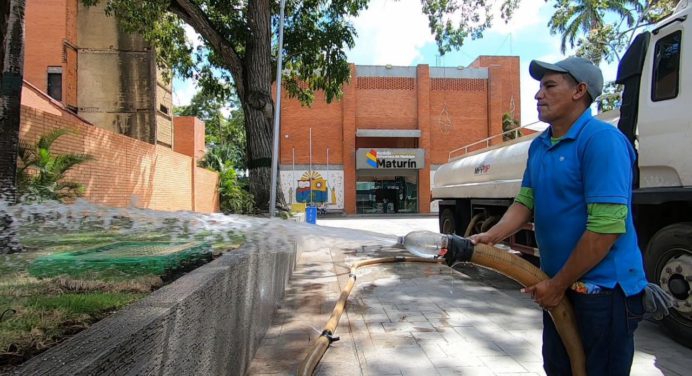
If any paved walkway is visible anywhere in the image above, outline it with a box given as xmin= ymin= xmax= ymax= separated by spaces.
xmin=248 ymin=241 xmax=692 ymax=375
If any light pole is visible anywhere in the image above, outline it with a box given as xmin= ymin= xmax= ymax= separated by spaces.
xmin=269 ymin=0 xmax=287 ymax=217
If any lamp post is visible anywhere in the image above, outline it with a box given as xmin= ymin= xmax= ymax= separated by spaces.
xmin=269 ymin=0 xmax=287 ymax=217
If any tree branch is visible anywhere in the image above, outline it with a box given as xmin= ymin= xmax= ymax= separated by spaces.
xmin=169 ymin=0 xmax=246 ymax=99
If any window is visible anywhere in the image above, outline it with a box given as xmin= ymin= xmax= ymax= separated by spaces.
xmin=47 ymin=67 xmax=63 ymax=101
xmin=652 ymin=31 xmax=681 ymax=102
xmin=159 ymin=104 xmax=169 ymax=115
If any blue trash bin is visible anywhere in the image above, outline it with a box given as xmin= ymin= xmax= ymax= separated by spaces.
xmin=305 ymin=206 xmax=317 ymax=224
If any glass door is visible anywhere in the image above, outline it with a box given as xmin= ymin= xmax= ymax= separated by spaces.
xmin=356 ymin=175 xmax=417 ymax=214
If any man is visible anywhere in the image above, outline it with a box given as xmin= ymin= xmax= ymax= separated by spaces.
xmin=469 ymin=57 xmax=647 ymax=375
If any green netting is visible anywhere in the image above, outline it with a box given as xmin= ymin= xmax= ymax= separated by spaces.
xmin=28 ymin=241 xmax=213 ymax=278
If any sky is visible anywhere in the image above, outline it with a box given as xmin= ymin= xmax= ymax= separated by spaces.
xmin=173 ymin=0 xmax=621 ymax=127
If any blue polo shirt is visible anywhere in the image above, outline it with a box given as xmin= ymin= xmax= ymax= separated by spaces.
xmin=521 ymin=109 xmax=647 ymax=296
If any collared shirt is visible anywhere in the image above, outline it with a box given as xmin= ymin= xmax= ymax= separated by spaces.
xmin=520 ymin=108 xmax=647 ymax=296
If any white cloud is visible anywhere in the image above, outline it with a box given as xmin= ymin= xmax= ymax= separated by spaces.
xmin=489 ymin=0 xmax=549 ymax=34
xmin=348 ymin=0 xmax=433 ymax=65
xmin=184 ymin=25 xmax=203 ymax=49
xmin=173 ymin=77 xmax=197 ymax=107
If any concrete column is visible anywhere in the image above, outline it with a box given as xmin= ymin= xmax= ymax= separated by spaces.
xmin=342 ymin=64 xmax=357 ymax=214
xmin=417 ymin=64 xmax=431 ymax=214
xmin=174 ymin=116 xmax=206 ymax=211
xmin=486 ymin=64 xmax=502 ymax=145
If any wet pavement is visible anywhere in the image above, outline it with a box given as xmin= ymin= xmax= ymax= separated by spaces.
xmin=247 ymin=216 xmax=692 ymax=375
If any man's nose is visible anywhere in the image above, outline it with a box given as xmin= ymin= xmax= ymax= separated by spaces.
xmin=534 ymin=88 xmax=543 ymax=100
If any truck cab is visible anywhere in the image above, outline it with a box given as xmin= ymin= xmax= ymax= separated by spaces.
xmin=432 ymin=0 xmax=692 ymax=347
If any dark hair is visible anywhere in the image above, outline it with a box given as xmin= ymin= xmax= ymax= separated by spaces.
xmin=562 ymin=73 xmax=594 ymax=105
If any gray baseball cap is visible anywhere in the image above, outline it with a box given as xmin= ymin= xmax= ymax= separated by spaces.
xmin=529 ymin=57 xmax=603 ymax=101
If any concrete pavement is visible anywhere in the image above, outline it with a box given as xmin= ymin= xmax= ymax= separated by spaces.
xmin=247 ymin=216 xmax=692 ymax=375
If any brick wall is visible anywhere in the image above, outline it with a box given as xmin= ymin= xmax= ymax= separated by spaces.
xmin=280 ymin=90 xmax=344 ymax=165
xmin=19 ymin=84 xmax=220 ymax=212
xmin=194 ymin=168 xmax=221 ymax=213
xmin=173 ymin=116 xmax=206 ymax=162
xmin=429 ymin=80 xmax=489 ymax=164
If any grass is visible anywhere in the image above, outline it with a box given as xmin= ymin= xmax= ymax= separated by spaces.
xmin=0 ymin=228 xmax=244 ymax=371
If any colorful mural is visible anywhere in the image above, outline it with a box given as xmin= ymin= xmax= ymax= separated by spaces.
xmin=296 ymin=171 xmax=328 ymax=203
xmin=280 ymin=168 xmax=344 ymax=210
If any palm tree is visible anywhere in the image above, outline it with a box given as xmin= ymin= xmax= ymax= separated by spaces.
xmin=548 ymin=0 xmax=640 ymax=64
xmin=0 ymin=0 xmax=26 ymax=254
xmin=17 ymin=129 xmax=94 ymax=203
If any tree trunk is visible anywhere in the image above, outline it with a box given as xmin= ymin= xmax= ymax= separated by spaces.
xmin=242 ymin=0 xmax=286 ymax=212
xmin=0 ymin=0 xmax=25 ymax=253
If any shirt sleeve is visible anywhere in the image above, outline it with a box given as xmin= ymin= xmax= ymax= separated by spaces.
xmin=586 ymin=203 xmax=627 ymax=234
xmin=514 ymin=187 xmax=534 ymax=211
xmin=581 ymin=128 xmax=634 ymax=205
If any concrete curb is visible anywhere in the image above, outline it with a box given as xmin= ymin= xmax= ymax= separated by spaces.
xmin=14 ymin=239 xmax=302 ymax=376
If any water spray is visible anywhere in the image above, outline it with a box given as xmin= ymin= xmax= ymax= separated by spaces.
xmin=298 ymin=230 xmax=586 ymax=376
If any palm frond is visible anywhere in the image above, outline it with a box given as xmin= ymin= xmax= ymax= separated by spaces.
xmin=36 ymin=129 xmax=70 ymax=151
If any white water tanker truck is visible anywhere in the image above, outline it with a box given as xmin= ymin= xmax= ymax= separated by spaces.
xmin=432 ymin=0 xmax=692 ymax=347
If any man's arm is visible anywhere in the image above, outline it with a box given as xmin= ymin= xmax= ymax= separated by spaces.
xmin=469 ymin=202 xmax=532 ymax=246
xmin=524 ymin=231 xmax=619 ymax=309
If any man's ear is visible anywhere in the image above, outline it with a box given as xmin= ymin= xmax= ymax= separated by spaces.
xmin=572 ymin=83 xmax=589 ymax=101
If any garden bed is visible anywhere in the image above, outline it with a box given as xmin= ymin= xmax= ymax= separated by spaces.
xmin=0 ymin=230 xmax=243 ymax=373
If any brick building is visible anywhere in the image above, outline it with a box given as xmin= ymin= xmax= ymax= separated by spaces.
xmin=23 ymin=0 xmax=173 ymax=146
xmin=279 ymin=58 xmax=520 ymax=214
xmin=19 ymin=0 xmax=218 ymax=212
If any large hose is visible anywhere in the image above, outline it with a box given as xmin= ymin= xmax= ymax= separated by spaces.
xmin=472 ymin=243 xmax=586 ymax=376
xmin=297 ymin=246 xmax=586 ymax=376
xmin=297 ymin=256 xmax=438 ymax=376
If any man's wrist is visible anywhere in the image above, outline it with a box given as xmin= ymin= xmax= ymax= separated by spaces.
xmin=551 ymin=274 xmax=573 ymax=291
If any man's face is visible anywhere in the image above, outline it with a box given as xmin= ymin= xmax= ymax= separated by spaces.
xmin=534 ymin=72 xmax=579 ymax=124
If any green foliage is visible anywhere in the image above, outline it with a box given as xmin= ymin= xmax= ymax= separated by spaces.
xmin=597 ymin=82 xmax=624 ymax=111
xmin=27 ymin=292 xmax=144 ymax=315
xmin=549 ymin=0 xmax=678 ymax=65
xmin=502 ymin=112 xmax=522 ymax=141
xmin=200 ymin=146 xmax=255 ymax=215
xmin=16 ymin=130 xmax=93 ymax=203
xmin=175 ymin=91 xmax=246 ymax=171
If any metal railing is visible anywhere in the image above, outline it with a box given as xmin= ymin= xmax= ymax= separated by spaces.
xmin=447 ymin=121 xmax=544 ymax=161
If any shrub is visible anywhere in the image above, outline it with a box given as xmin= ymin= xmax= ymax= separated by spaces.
xmin=199 ymin=145 xmax=255 ymax=215
xmin=16 ymin=130 xmax=93 ymax=203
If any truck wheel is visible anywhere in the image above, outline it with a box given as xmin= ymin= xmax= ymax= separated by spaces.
xmin=441 ymin=209 xmax=456 ymax=234
xmin=645 ymin=223 xmax=692 ymax=348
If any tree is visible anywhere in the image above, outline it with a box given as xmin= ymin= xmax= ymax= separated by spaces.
xmin=502 ymin=112 xmax=522 ymax=141
xmin=551 ymin=0 xmax=679 ymax=64
xmin=175 ymin=91 xmax=246 ymax=171
xmin=0 ymin=0 xmax=25 ymax=254
xmin=17 ymin=129 xmax=94 ymax=203
xmin=548 ymin=0 xmax=678 ymax=108
xmin=548 ymin=0 xmax=641 ymax=65
xmin=81 ymin=0 xmax=516 ymax=212
xmin=176 ymin=90 xmax=253 ymax=213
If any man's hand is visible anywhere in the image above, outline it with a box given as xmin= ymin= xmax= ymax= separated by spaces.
xmin=468 ymin=232 xmax=496 ymax=246
xmin=522 ymin=279 xmax=567 ymax=310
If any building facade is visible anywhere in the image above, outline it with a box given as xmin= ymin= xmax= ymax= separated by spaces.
xmin=279 ymin=57 xmax=520 ymax=214
xmin=24 ymin=0 xmax=173 ymax=146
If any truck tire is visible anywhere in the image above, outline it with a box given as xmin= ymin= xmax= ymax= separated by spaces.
xmin=440 ymin=208 xmax=456 ymax=234
xmin=645 ymin=223 xmax=692 ymax=348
